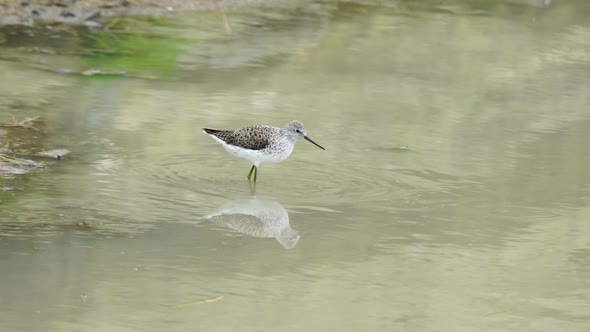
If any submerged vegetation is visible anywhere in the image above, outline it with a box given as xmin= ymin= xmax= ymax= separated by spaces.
xmin=81 ymin=23 xmax=187 ymax=79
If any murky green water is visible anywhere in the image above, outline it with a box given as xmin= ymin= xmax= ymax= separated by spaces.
xmin=2 ymin=1 xmax=590 ymax=331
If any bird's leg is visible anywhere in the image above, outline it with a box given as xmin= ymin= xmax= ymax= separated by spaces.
xmin=248 ymin=180 xmax=257 ymax=197
xmin=253 ymin=166 xmax=258 ymax=182
xmin=247 ymin=165 xmax=255 ymax=180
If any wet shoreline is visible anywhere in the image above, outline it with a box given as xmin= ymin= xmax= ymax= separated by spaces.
xmin=0 ymin=0 xmax=287 ymax=26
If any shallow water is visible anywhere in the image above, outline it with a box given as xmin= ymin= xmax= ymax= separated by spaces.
xmin=2 ymin=1 xmax=590 ymax=331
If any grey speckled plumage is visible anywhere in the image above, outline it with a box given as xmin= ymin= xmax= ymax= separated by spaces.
xmin=203 ymin=120 xmax=325 ymax=182
xmin=203 ymin=125 xmax=275 ymax=150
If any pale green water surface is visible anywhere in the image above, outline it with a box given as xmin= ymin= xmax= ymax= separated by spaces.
xmin=1 ymin=1 xmax=590 ymax=331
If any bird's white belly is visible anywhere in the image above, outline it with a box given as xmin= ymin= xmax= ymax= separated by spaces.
xmin=220 ymin=141 xmax=293 ymax=167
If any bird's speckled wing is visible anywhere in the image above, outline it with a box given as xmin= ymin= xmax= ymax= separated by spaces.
xmin=203 ymin=125 xmax=275 ymax=150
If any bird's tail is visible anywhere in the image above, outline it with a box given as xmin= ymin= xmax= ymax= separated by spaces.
xmin=203 ymin=128 xmax=220 ymax=135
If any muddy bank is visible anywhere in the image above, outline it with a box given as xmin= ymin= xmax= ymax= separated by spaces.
xmin=0 ymin=0 xmax=287 ymax=26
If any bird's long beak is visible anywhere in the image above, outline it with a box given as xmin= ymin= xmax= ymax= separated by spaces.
xmin=304 ymin=136 xmax=325 ymax=150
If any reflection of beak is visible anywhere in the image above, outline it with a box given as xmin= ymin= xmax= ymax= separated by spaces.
xmin=304 ymin=136 xmax=326 ymax=150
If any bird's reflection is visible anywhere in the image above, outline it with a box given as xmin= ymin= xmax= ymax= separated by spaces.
xmin=202 ymin=199 xmax=300 ymax=249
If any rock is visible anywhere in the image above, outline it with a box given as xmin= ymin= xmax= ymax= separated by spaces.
xmin=81 ymin=69 xmax=101 ymax=76
xmin=31 ymin=9 xmax=42 ymax=18
xmin=61 ymin=10 xmax=76 ymax=17
xmin=83 ymin=20 xmax=101 ymax=28
xmin=84 ymin=11 xmax=101 ymax=21
xmin=37 ymin=149 xmax=70 ymax=160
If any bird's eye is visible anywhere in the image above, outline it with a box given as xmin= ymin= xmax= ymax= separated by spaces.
xmin=295 ymin=129 xmax=300 ymax=133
